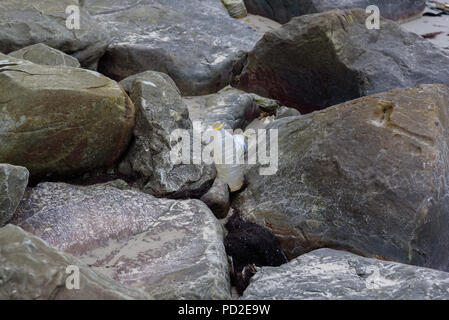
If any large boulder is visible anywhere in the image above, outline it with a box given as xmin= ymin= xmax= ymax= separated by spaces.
xmin=233 ymin=84 xmax=449 ymax=271
xmin=243 ymin=0 xmax=426 ymax=24
xmin=118 ymin=71 xmax=216 ymax=199
xmin=0 ymin=225 xmax=149 ymax=300
xmin=233 ymin=9 xmax=449 ymax=113
xmin=9 ymin=43 xmax=81 ymax=68
xmin=242 ymin=248 xmax=449 ymax=300
xmin=0 ymin=0 xmax=109 ymax=69
xmin=0 ymin=54 xmax=135 ymax=178
xmin=0 ymin=164 xmax=29 ymax=226
xmin=82 ymin=0 xmax=259 ymax=95
xmin=15 ymin=182 xmax=231 ymax=299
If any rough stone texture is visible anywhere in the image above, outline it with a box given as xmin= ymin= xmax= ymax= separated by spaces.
xmin=233 ymin=84 xmax=449 ymax=271
xmin=0 ymin=54 xmax=135 ymax=178
xmin=0 ymin=0 xmax=110 ymax=69
xmin=118 ymin=71 xmax=216 ymax=199
xmin=15 ymin=182 xmax=231 ymax=300
xmin=275 ymin=106 xmax=301 ymax=119
xmin=185 ymin=86 xmax=261 ymax=135
xmin=242 ymin=248 xmax=449 ymax=300
xmin=200 ymin=178 xmax=231 ymax=219
xmin=9 ymin=43 xmax=81 ymax=68
xmin=0 ymin=225 xmax=149 ymax=300
xmin=0 ymin=164 xmax=29 ymax=226
xmin=82 ymin=0 xmax=259 ymax=95
xmin=243 ymin=0 xmax=426 ymax=24
xmin=233 ymin=9 xmax=449 ymax=113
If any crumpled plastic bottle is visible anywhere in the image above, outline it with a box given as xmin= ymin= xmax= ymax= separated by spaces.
xmin=212 ymin=123 xmax=246 ymax=192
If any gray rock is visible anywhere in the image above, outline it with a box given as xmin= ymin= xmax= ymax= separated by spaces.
xmin=82 ymin=0 xmax=259 ymax=95
xmin=0 ymin=0 xmax=110 ymax=69
xmin=233 ymin=84 xmax=449 ymax=271
xmin=0 ymin=164 xmax=29 ymax=226
xmin=185 ymin=86 xmax=261 ymax=135
xmin=200 ymin=178 xmax=231 ymax=219
xmin=0 ymin=54 xmax=135 ymax=178
xmin=0 ymin=224 xmax=149 ymax=300
xmin=242 ymin=248 xmax=449 ymax=300
xmin=9 ymin=43 xmax=81 ymax=68
xmin=234 ymin=9 xmax=449 ymax=113
xmin=243 ymin=0 xmax=426 ymax=24
xmin=275 ymin=106 xmax=301 ymax=119
xmin=15 ymin=182 xmax=231 ymax=299
xmin=118 ymin=71 xmax=216 ymax=198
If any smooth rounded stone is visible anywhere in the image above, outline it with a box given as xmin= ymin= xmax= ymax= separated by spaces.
xmin=8 ymin=43 xmax=81 ymax=68
xmin=0 ymin=0 xmax=110 ymax=69
xmin=243 ymin=0 xmax=426 ymax=24
xmin=0 ymin=225 xmax=149 ymax=300
xmin=0 ymin=164 xmax=29 ymax=226
xmin=233 ymin=84 xmax=449 ymax=271
xmin=200 ymin=178 xmax=231 ymax=219
xmin=233 ymin=9 xmax=449 ymax=113
xmin=15 ymin=182 xmax=231 ymax=300
xmin=241 ymin=248 xmax=449 ymax=300
xmin=184 ymin=86 xmax=261 ymax=136
xmin=118 ymin=71 xmax=216 ymax=199
xmin=0 ymin=54 xmax=135 ymax=178
xmin=82 ymin=0 xmax=259 ymax=95
xmin=275 ymin=106 xmax=301 ymax=119
xmin=222 ymin=0 xmax=248 ymax=18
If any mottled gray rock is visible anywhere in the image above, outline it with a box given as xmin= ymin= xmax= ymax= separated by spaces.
xmin=275 ymin=106 xmax=301 ymax=119
xmin=0 ymin=224 xmax=149 ymax=300
xmin=0 ymin=164 xmax=29 ymax=226
xmin=185 ymin=86 xmax=261 ymax=135
xmin=0 ymin=54 xmax=135 ymax=178
xmin=15 ymin=182 xmax=231 ymax=299
xmin=233 ymin=84 xmax=449 ymax=271
xmin=82 ymin=0 xmax=258 ymax=95
xmin=0 ymin=0 xmax=110 ymax=69
xmin=118 ymin=71 xmax=216 ymax=198
xmin=234 ymin=9 xmax=449 ymax=113
xmin=243 ymin=0 xmax=425 ymax=24
xmin=242 ymin=248 xmax=449 ymax=300
xmin=9 ymin=43 xmax=81 ymax=68
xmin=200 ymin=178 xmax=231 ymax=219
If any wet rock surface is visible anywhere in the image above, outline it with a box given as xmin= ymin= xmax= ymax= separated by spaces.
xmin=242 ymin=248 xmax=449 ymax=300
xmin=0 ymin=225 xmax=149 ymax=300
xmin=0 ymin=0 xmax=110 ymax=69
xmin=83 ymin=0 xmax=259 ymax=95
xmin=0 ymin=164 xmax=29 ymax=227
xmin=234 ymin=9 xmax=449 ymax=113
xmin=8 ymin=43 xmax=81 ymax=68
xmin=0 ymin=54 xmax=135 ymax=178
xmin=233 ymin=84 xmax=449 ymax=271
xmin=15 ymin=182 xmax=231 ymax=299
xmin=118 ymin=71 xmax=216 ymax=199
xmin=243 ymin=0 xmax=426 ymax=24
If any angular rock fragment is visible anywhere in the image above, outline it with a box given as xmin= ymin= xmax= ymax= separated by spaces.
xmin=0 ymin=164 xmax=29 ymax=226
xmin=200 ymin=178 xmax=231 ymax=219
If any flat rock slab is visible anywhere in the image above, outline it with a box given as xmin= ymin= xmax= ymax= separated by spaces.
xmin=233 ymin=84 xmax=449 ymax=271
xmin=242 ymin=248 xmax=449 ymax=300
xmin=0 ymin=54 xmax=135 ymax=178
xmin=234 ymin=9 xmax=449 ymax=113
xmin=243 ymin=0 xmax=426 ymax=24
xmin=0 ymin=0 xmax=110 ymax=68
xmin=0 ymin=164 xmax=29 ymax=226
xmin=15 ymin=182 xmax=231 ymax=299
xmin=9 ymin=43 xmax=81 ymax=68
xmin=0 ymin=225 xmax=149 ymax=300
xmin=83 ymin=0 xmax=259 ymax=95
